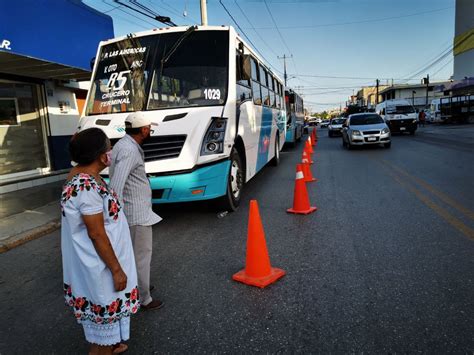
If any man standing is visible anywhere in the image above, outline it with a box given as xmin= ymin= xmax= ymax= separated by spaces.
xmin=419 ymin=110 xmax=426 ymax=127
xmin=109 ymin=112 xmax=163 ymax=310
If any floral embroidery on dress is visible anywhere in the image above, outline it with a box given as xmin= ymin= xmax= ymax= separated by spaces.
xmin=60 ymin=174 xmax=122 ymax=219
xmin=64 ymin=283 xmax=140 ymax=324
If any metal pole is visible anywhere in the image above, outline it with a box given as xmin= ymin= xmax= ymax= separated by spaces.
xmin=200 ymin=0 xmax=208 ymax=25
xmin=425 ymin=74 xmax=429 ymax=108
xmin=376 ymin=79 xmax=379 ymax=105
xmin=278 ymin=54 xmax=292 ymax=87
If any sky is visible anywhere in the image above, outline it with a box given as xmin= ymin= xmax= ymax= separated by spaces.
xmin=83 ymin=0 xmax=456 ymax=113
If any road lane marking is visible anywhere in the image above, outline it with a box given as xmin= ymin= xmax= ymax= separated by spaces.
xmin=380 ymin=159 xmax=474 ymax=221
xmin=379 ymin=164 xmax=474 ymax=241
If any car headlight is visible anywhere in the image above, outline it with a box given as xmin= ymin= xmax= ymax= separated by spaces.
xmin=381 ymin=128 xmax=390 ymax=134
xmin=412 ymin=119 xmax=417 ymax=124
xmin=352 ymin=130 xmax=361 ymax=136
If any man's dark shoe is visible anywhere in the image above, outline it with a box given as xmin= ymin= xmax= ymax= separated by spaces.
xmin=141 ymin=299 xmax=164 ymax=311
xmin=150 ymin=285 xmax=155 ymax=292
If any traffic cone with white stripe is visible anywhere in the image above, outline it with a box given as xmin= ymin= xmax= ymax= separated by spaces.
xmin=302 ymin=161 xmax=318 ymax=183
xmin=287 ymin=164 xmax=317 ymax=215
xmin=233 ymin=200 xmax=286 ymax=288
xmin=302 ymin=150 xmax=313 ymax=164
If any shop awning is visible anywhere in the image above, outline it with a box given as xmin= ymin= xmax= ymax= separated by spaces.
xmin=434 ymin=77 xmax=474 ymax=93
xmin=0 ymin=51 xmax=92 ymax=81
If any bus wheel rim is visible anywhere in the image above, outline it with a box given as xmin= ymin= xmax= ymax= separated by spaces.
xmin=230 ymin=160 xmax=241 ymax=199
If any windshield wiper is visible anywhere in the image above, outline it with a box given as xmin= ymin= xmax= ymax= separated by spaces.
xmin=156 ymin=26 xmax=198 ymax=103
xmin=162 ymin=26 xmax=197 ymax=64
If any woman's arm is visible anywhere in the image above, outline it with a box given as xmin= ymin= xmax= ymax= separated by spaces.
xmin=82 ymin=213 xmax=127 ymax=291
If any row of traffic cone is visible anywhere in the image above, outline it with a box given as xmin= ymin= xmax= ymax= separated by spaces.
xmin=232 ymin=128 xmax=319 ymax=288
xmin=287 ymin=128 xmax=318 ymax=214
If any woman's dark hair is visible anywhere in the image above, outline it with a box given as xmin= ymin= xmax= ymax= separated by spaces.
xmin=69 ymin=128 xmax=109 ymax=165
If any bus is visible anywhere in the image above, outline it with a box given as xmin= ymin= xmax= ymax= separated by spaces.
xmin=284 ymin=89 xmax=304 ymax=146
xmin=78 ymin=25 xmax=286 ymax=211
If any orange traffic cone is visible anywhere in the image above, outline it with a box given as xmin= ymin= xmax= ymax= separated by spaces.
xmin=302 ymin=162 xmax=318 ymax=182
xmin=311 ymin=131 xmax=317 ymax=146
xmin=233 ymin=200 xmax=286 ymax=288
xmin=312 ymin=127 xmax=318 ymax=144
xmin=302 ymin=150 xmax=313 ymax=164
xmin=305 ymin=138 xmax=314 ymax=154
xmin=287 ymin=164 xmax=317 ymax=215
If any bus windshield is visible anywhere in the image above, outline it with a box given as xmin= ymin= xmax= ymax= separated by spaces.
xmin=386 ymin=105 xmax=415 ymax=114
xmin=85 ymin=30 xmax=229 ymax=116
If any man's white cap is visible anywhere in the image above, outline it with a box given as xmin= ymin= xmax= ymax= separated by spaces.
xmin=125 ymin=112 xmax=156 ymax=128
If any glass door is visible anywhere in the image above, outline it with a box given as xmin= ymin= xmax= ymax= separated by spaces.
xmin=0 ymin=80 xmax=49 ymax=177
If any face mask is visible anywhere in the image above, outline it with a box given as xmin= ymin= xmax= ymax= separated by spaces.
xmin=104 ymin=151 xmax=112 ymax=167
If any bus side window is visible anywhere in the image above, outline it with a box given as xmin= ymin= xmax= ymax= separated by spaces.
xmin=252 ymin=81 xmax=262 ymax=105
xmin=250 ymin=57 xmax=261 ymax=105
xmin=236 ymin=51 xmax=250 ymax=87
xmin=259 ymin=68 xmax=270 ymax=106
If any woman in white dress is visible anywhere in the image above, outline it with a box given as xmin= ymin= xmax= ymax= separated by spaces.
xmin=61 ymin=128 xmax=139 ymax=354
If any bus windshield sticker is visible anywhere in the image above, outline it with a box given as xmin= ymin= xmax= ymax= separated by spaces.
xmin=204 ymin=89 xmax=221 ymax=100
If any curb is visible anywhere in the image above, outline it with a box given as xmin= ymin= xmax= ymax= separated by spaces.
xmin=0 ymin=219 xmax=61 ymax=254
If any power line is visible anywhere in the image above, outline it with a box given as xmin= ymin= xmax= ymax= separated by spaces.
xmin=102 ymin=0 xmax=158 ymax=29
xmin=263 ymin=0 xmax=292 ymax=54
xmin=218 ymin=0 xmax=284 ymax=76
xmin=247 ymin=6 xmax=453 ymax=30
xmin=233 ymin=1 xmax=279 ymax=57
xmin=113 ymin=0 xmax=176 ymax=26
xmin=263 ymin=0 xmax=298 ymax=75
xmin=396 ymin=40 xmax=452 ymax=83
xmin=432 ymin=57 xmax=454 ymax=77
xmin=158 ymin=0 xmax=200 ymax=24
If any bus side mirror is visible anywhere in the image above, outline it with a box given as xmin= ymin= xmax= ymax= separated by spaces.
xmin=240 ymin=55 xmax=251 ymax=81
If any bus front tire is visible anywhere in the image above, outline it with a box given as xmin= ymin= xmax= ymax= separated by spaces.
xmin=215 ymin=149 xmax=243 ymax=212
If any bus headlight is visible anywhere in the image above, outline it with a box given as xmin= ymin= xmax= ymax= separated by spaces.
xmin=201 ymin=117 xmax=227 ymax=156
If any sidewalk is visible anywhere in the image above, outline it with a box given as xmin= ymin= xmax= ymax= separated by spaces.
xmin=0 ymin=181 xmax=64 ymax=253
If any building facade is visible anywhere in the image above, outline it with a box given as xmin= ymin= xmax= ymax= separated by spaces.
xmin=379 ymin=83 xmax=449 ymax=110
xmin=0 ymin=0 xmax=113 ymax=190
xmin=355 ymin=85 xmax=389 ymax=109
xmin=453 ymin=0 xmax=474 ymax=81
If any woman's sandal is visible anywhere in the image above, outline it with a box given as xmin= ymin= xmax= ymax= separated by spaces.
xmin=112 ymin=343 xmax=128 ymax=354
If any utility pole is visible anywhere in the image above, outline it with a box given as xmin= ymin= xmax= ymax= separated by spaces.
xmin=278 ymin=54 xmax=292 ymax=87
xmin=200 ymin=0 xmax=208 ymax=25
xmin=376 ymin=79 xmax=379 ymax=105
xmin=424 ymin=74 xmax=429 ymax=108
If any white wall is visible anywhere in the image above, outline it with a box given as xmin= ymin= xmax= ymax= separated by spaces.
xmin=453 ymin=50 xmax=474 ymax=80
xmin=45 ymin=81 xmax=82 ymax=136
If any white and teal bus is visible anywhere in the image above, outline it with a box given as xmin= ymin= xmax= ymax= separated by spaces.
xmin=79 ymin=25 xmax=286 ymax=211
xmin=284 ymin=89 xmax=305 ymax=146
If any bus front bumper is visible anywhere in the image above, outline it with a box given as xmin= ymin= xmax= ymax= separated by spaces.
xmin=148 ymin=160 xmax=230 ymax=204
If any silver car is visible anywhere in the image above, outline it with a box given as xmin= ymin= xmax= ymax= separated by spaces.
xmin=342 ymin=113 xmax=391 ymax=149
xmin=328 ymin=117 xmax=345 ymax=137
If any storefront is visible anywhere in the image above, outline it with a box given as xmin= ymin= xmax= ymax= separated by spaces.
xmin=0 ymin=0 xmax=113 ymax=186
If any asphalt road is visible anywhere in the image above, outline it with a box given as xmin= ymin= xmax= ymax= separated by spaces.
xmin=1 ymin=124 xmax=473 ymax=353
